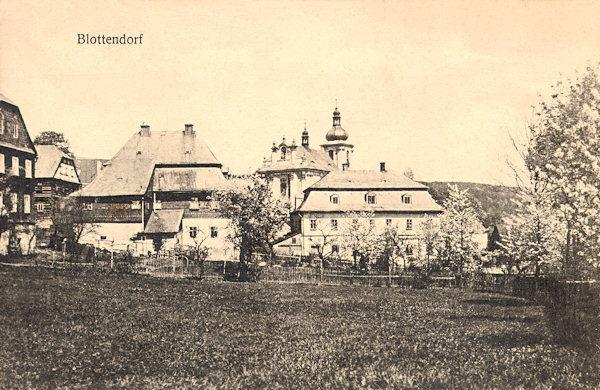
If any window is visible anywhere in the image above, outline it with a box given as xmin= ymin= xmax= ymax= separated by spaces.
xmin=189 ymin=226 xmax=197 ymax=238
xmin=280 ymin=177 xmax=287 ymax=197
xmin=0 ymin=112 xmax=3 ymax=134
xmin=406 ymin=219 xmax=413 ymax=230
xmin=36 ymin=203 xmax=45 ymax=213
xmin=0 ymin=192 xmax=3 ymax=213
xmin=369 ymin=219 xmax=375 ymax=228
xmin=23 ymin=194 xmax=30 ymax=214
xmin=332 ymin=244 xmax=339 ymax=254
xmin=189 ymin=197 xmax=199 ymax=210
xmin=403 ymin=195 xmax=412 ymax=204
xmin=131 ymin=200 xmax=141 ymax=210
xmin=386 ymin=218 xmax=392 ymax=226
xmin=13 ymin=123 xmax=18 ymax=138
xmin=331 ymin=219 xmax=338 ymax=230
xmin=310 ymin=219 xmax=317 ymax=231
xmin=5 ymin=121 xmax=12 ymax=138
xmin=154 ymin=199 xmax=162 ymax=210
xmin=365 ymin=193 xmax=376 ymax=204
xmin=328 ymin=150 xmax=334 ymax=160
xmin=330 ymin=194 xmax=339 ymax=204
xmin=310 ymin=245 xmax=320 ymax=254
xmin=11 ymin=156 xmax=18 ymax=175
xmin=85 ymin=203 xmax=93 ymax=210
xmin=211 ymin=226 xmax=218 ymax=238
xmin=25 ymin=159 xmax=32 ymax=178
xmin=280 ymin=146 xmax=286 ymax=160
xmin=0 ymin=153 xmax=4 ymax=173
xmin=291 ymin=237 xmax=297 ymax=244
xmin=406 ymin=244 xmax=414 ymax=256
xmin=11 ymin=193 xmax=17 ymax=213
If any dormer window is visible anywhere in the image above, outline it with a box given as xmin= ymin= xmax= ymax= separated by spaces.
xmin=190 ymin=197 xmax=199 ymax=210
xmin=330 ymin=194 xmax=339 ymax=204
xmin=365 ymin=193 xmax=376 ymax=204
xmin=280 ymin=146 xmax=287 ymax=160
xmin=402 ymin=194 xmax=412 ymax=204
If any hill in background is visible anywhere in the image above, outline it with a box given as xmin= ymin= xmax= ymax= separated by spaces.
xmin=423 ymin=182 xmax=519 ymax=228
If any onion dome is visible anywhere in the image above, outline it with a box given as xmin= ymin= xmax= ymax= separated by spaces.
xmin=325 ymin=106 xmax=348 ymax=141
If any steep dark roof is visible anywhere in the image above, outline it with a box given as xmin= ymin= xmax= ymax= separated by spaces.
xmin=74 ymin=158 xmax=109 ymax=185
xmin=0 ymin=93 xmax=15 ymax=105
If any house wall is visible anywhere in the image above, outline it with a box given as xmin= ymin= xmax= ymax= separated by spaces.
xmin=79 ymin=222 xmax=148 ymax=254
xmin=266 ymin=170 xmax=328 ymax=211
xmin=0 ymin=103 xmax=37 ymax=226
xmin=180 ymin=217 xmax=234 ymax=260
xmin=300 ymin=211 xmax=433 ymax=259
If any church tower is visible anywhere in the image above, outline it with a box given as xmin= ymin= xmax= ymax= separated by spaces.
xmin=320 ymin=106 xmax=354 ymax=170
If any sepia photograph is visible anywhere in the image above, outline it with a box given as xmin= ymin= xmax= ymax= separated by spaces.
xmin=0 ymin=0 xmax=599 ymax=388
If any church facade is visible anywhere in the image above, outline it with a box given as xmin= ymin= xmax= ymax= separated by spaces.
xmin=258 ymin=107 xmax=353 ymax=211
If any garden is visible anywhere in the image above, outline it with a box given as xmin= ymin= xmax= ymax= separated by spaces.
xmin=0 ymin=264 xmax=598 ymax=389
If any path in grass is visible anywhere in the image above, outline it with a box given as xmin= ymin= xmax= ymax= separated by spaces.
xmin=0 ymin=265 xmax=596 ymax=389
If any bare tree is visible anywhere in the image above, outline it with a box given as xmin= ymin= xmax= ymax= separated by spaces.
xmin=185 ymin=231 xmax=210 ymax=279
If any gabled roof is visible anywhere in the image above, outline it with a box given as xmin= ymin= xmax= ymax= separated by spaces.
xmin=307 ymin=170 xmax=429 ymax=190
xmin=0 ymin=93 xmax=15 ymax=105
xmin=143 ymin=209 xmax=184 ymax=234
xmin=77 ymin=158 xmax=155 ymax=197
xmin=35 ymin=145 xmax=78 ymax=181
xmin=0 ymin=93 xmax=37 ymax=156
xmin=258 ymin=145 xmax=338 ymax=173
xmin=112 ymin=129 xmax=221 ymax=166
xmin=77 ymin=127 xmax=224 ymax=197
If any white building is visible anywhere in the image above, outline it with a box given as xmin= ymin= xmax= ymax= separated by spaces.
xmin=75 ymin=124 xmax=233 ymax=258
xmin=287 ymin=163 xmax=443 ymax=259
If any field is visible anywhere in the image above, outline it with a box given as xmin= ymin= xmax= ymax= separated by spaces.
xmin=0 ymin=265 xmax=597 ymax=389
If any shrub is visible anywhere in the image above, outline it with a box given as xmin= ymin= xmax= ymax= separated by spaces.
xmin=544 ymin=278 xmax=600 ymax=356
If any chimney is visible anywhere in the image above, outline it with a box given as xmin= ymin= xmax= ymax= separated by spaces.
xmin=140 ymin=124 xmax=150 ymax=137
xmin=184 ymin=124 xmax=194 ymax=136
xmin=380 ymin=162 xmax=386 ymax=172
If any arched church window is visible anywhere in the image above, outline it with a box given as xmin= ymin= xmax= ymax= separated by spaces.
xmin=281 ymin=146 xmax=287 ymax=160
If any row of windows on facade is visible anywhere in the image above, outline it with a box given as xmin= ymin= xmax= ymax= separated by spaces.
xmin=0 ymin=155 xmax=33 ymax=178
xmin=0 ymin=192 xmax=31 ymax=214
xmin=329 ymin=194 xmax=412 ymax=205
xmin=189 ymin=226 xmax=218 ymax=238
xmin=308 ymin=243 xmax=415 ymax=256
xmin=0 ymin=114 xmax=21 ymax=139
xmin=309 ymin=218 xmax=413 ymax=231
xmin=84 ymin=198 xmax=211 ymax=211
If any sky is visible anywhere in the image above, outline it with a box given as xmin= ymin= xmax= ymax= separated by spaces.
xmin=1 ymin=0 xmax=599 ymax=185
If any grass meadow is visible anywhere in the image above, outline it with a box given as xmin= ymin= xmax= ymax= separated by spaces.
xmin=0 ymin=264 xmax=597 ymax=389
